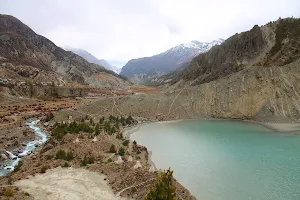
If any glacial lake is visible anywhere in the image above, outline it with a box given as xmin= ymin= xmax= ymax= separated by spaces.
xmin=131 ymin=120 xmax=300 ymax=200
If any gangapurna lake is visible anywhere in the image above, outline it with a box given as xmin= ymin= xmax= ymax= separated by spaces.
xmin=131 ymin=120 xmax=300 ymax=200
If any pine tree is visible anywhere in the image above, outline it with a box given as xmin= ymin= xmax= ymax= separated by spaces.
xmin=145 ymin=168 xmax=177 ymax=200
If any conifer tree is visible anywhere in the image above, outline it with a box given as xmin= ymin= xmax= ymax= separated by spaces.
xmin=145 ymin=168 xmax=177 ymax=200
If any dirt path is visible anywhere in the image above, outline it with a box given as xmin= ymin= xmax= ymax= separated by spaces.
xmin=14 ymin=167 xmax=122 ymax=200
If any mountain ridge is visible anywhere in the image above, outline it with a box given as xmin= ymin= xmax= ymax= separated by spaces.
xmin=64 ymin=47 xmax=121 ymax=74
xmin=120 ymin=39 xmax=223 ymax=83
xmin=0 ymin=14 xmax=128 ymax=88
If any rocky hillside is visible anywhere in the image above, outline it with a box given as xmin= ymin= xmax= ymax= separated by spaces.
xmin=0 ymin=14 xmax=128 ymax=88
xmin=120 ymin=39 xmax=223 ymax=83
xmin=65 ymin=48 xmax=121 ymax=74
xmin=87 ymin=18 xmax=300 ymax=123
xmin=178 ymin=18 xmax=300 ymax=85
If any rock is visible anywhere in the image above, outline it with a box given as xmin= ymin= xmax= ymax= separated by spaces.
xmin=149 ymin=166 xmax=156 ymax=172
xmin=127 ymin=156 xmax=133 ymax=162
xmin=133 ymin=161 xmax=142 ymax=169
xmin=74 ymin=138 xmax=80 ymax=143
xmin=92 ymin=136 xmax=98 ymax=142
xmin=115 ymin=156 xmax=124 ymax=164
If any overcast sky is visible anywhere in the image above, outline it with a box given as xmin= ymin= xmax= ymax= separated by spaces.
xmin=1 ymin=0 xmax=300 ymax=67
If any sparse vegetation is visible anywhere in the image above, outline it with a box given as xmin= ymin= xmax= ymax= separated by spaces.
xmin=81 ymin=155 xmax=95 ymax=166
xmin=4 ymin=187 xmax=14 ymax=197
xmin=13 ymin=160 xmax=23 ymax=172
xmin=109 ymin=144 xmax=116 ymax=153
xmin=62 ymin=162 xmax=70 ymax=168
xmin=118 ymin=147 xmax=125 ymax=156
xmin=145 ymin=168 xmax=177 ymax=200
xmin=55 ymin=149 xmax=74 ymax=161
xmin=122 ymin=140 xmax=129 ymax=146
xmin=45 ymin=113 xmax=54 ymax=122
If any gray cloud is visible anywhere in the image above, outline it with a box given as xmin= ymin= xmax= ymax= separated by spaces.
xmin=1 ymin=0 xmax=300 ymax=67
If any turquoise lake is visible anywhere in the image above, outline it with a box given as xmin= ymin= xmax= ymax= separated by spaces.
xmin=131 ymin=120 xmax=300 ymax=200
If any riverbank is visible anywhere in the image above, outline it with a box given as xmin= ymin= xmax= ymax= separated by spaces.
xmin=0 ymin=119 xmax=49 ymax=176
xmin=0 ymin=115 xmax=195 ymax=200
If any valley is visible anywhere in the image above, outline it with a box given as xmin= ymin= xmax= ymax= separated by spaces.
xmin=0 ymin=11 xmax=300 ymax=200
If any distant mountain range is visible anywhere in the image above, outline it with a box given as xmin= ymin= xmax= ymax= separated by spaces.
xmin=120 ymin=39 xmax=224 ymax=83
xmin=64 ymin=48 xmax=121 ymax=74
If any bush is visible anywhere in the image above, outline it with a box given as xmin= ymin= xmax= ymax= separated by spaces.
xmin=118 ymin=147 xmax=125 ymax=156
xmin=107 ymin=158 xmax=113 ymax=163
xmin=62 ymin=162 xmax=70 ymax=168
xmin=131 ymin=186 xmax=137 ymax=193
xmin=122 ymin=140 xmax=129 ymax=146
xmin=55 ymin=150 xmax=74 ymax=161
xmin=4 ymin=188 xmax=14 ymax=197
xmin=81 ymin=155 xmax=95 ymax=166
xmin=13 ymin=161 xmax=23 ymax=172
xmin=45 ymin=113 xmax=54 ymax=122
xmin=109 ymin=144 xmax=116 ymax=153
xmin=95 ymin=124 xmax=100 ymax=136
xmin=145 ymin=168 xmax=177 ymax=200
xmin=133 ymin=140 xmax=137 ymax=146
xmin=40 ymin=166 xmax=48 ymax=173
xmin=24 ymin=192 xmax=30 ymax=196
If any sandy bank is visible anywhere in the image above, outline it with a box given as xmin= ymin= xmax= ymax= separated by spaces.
xmin=262 ymin=123 xmax=300 ymax=133
xmin=15 ymin=167 xmax=127 ymax=200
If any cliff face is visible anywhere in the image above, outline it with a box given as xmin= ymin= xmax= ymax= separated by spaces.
xmin=0 ymin=15 xmax=128 ymax=87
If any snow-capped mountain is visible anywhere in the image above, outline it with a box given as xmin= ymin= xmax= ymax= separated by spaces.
xmin=64 ymin=47 xmax=120 ymax=74
xmin=120 ymin=39 xmax=224 ymax=83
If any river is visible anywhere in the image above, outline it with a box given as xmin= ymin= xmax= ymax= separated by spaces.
xmin=0 ymin=119 xmax=48 ymax=176
xmin=131 ymin=120 xmax=300 ymax=200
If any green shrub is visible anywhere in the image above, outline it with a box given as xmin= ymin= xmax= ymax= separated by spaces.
xmin=24 ymin=192 xmax=30 ymax=196
xmin=81 ymin=155 xmax=95 ymax=166
xmin=62 ymin=162 xmax=70 ymax=168
xmin=122 ymin=140 xmax=129 ymax=146
xmin=4 ymin=187 xmax=14 ymax=197
xmin=118 ymin=147 xmax=125 ymax=156
xmin=55 ymin=150 xmax=74 ymax=161
xmin=133 ymin=140 xmax=137 ymax=146
xmin=131 ymin=186 xmax=137 ymax=193
xmin=45 ymin=113 xmax=54 ymax=122
xmin=107 ymin=158 xmax=113 ymax=163
xmin=13 ymin=161 xmax=23 ymax=172
xmin=109 ymin=144 xmax=116 ymax=153
xmin=145 ymin=168 xmax=177 ymax=200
